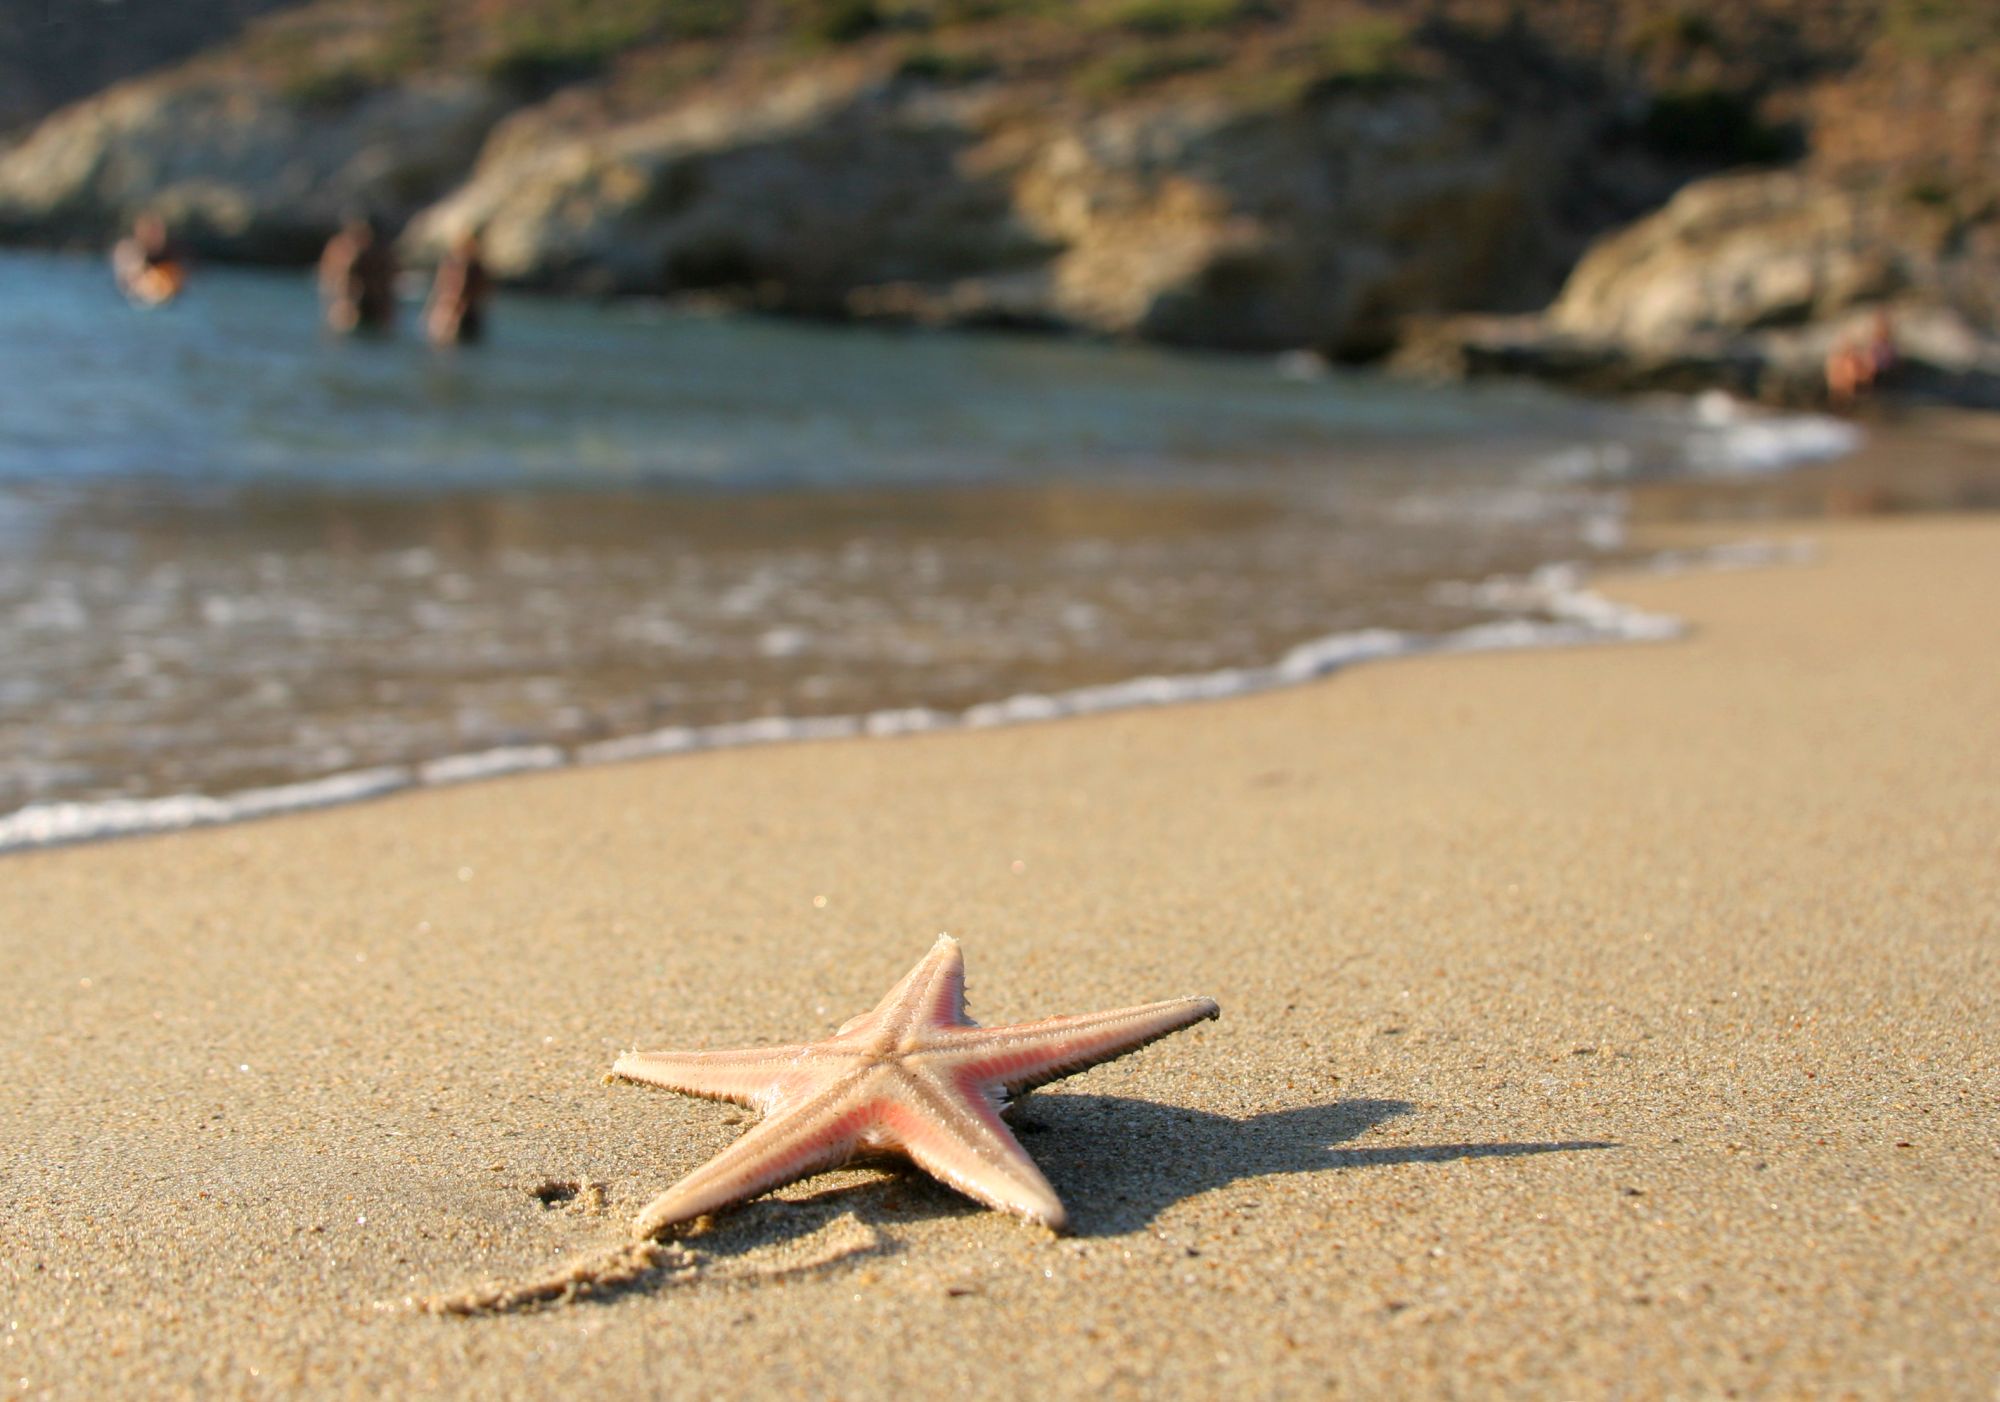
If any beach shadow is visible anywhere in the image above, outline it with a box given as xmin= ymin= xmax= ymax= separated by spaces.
xmin=696 ymin=1096 xmax=1616 ymax=1242
xmin=434 ymin=1099 xmax=1613 ymax=1312
xmin=1008 ymin=1095 xmax=1617 ymax=1236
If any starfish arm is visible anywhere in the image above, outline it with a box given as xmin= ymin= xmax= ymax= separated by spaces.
xmin=843 ymin=933 xmax=969 ymax=1036
xmin=934 ymin=996 xmax=1219 ymax=1097
xmin=611 ymin=1046 xmax=815 ymax=1109
xmin=630 ymin=1098 xmax=871 ymax=1239
xmin=896 ymin=1071 xmax=1069 ymax=1230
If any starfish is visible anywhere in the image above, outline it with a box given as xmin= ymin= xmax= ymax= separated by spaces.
xmin=612 ymin=935 xmax=1218 ymax=1236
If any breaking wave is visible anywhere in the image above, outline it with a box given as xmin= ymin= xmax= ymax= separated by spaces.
xmin=0 ymin=540 xmax=1808 ymax=854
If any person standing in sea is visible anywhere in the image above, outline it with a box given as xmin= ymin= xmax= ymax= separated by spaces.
xmin=111 ymin=212 xmax=188 ymax=307
xmin=318 ymin=213 xmax=397 ymax=335
xmin=423 ymin=231 xmax=491 ymax=346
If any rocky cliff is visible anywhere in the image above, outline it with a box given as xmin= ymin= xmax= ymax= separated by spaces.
xmin=0 ymin=0 xmax=297 ymax=135
xmin=1550 ymin=172 xmax=1944 ymax=347
xmin=398 ymin=64 xmax=1610 ymax=352
xmin=1405 ymin=169 xmax=2000 ymax=407
xmin=0 ymin=70 xmax=504 ymax=260
xmin=0 ymin=0 xmax=1994 ymax=396
xmin=0 ymin=1 xmax=1687 ymax=355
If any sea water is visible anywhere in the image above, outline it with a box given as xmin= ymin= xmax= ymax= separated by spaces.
xmin=0 ymin=250 xmax=1852 ymax=845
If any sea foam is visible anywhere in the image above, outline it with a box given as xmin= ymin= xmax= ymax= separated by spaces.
xmin=0 ymin=540 xmax=1806 ymax=855
xmin=1685 ymin=391 xmax=1860 ymax=475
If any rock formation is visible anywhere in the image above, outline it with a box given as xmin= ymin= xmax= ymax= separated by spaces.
xmin=0 ymin=0 xmax=1993 ymax=401
xmin=1548 ymin=172 xmax=1947 ymax=346
xmin=402 ymin=71 xmax=1598 ymax=354
xmin=0 ymin=72 xmax=505 ymax=260
xmin=0 ymin=0 xmax=294 ymax=136
xmin=1408 ymin=171 xmax=2000 ymax=406
xmin=401 ymin=75 xmax=1038 ymax=310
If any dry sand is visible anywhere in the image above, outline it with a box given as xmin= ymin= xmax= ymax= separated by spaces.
xmin=2 ymin=516 xmax=1995 ymax=1399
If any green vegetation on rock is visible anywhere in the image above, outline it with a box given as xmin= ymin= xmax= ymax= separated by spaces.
xmin=1623 ymin=7 xmax=1723 ymax=58
xmin=1087 ymin=0 xmax=1268 ymax=37
xmin=1305 ymin=15 xmax=1418 ymax=91
xmin=481 ymin=0 xmax=744 ymax=88
xmin=788 ymin=0 xmax=888 ymax=47
xmin=894 ymin=44 xmax=1002 ymax=84
xmin=1882 ymin=0 xmax=2000 ymax=62
xmin=1073 ymin=41 xmax=1226 ymax=98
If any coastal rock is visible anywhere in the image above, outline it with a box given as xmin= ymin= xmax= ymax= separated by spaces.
xmin=1402 ymin=301 xmax=2000 ymax=410
xmin=0 ymin=0 xmax=1992 ymax=385
xmin=1036 ymin=90 xmax=1589 ymax=352
xmin=1548 ymin=171 xmax=1954 ymax=346
xmin=402 ymin=76 xmax=1038 ymax=306
xmin=1400 ymin=170 xmax=2000 ymax=407
xmin=0 ymin=0 xmax=296 ymax=136
xmin=406 ymin=77 xmax=1592 ymax=353
xmin=0 ymin=71 xmax=507 ymax=259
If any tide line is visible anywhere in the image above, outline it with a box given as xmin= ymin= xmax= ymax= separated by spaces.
xmin=0 ymin=539 xmax=1809 ymax=855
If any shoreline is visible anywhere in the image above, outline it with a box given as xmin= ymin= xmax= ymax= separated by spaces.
xmin=3 ymin=512 xmax=1995 ymax=1396
xmin=9 ymin=243 xmax=1980 ymax=415
xmin=0 ymin=535 xmax=1796 ymax=854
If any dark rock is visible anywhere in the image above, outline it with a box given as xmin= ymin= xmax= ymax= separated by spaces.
xmin=0 ymin=71 xmax=508 ymax=258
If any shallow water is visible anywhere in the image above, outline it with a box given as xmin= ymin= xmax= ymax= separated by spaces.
xmin=0 ymin=250 xmax=1836 ymax=825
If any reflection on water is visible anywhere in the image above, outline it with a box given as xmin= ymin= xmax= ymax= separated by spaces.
xmin=2 ymin=479 xmax=1597 ymax=808
xmin=0 ymin=251 xmax=1655 ymax=812
xmin=0 ymin=250 xmax=1604 ymax=492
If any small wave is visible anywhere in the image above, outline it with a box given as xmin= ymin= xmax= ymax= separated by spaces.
xmin=1531 ymin=395 xmax=1861 ymax=484
xmin=0 ymin=766 xmax=413 ymax=851
xmin=1684 ymin=391 xmax=1861 ymax=476
xmin=0 ymin=541 xmax=1809 ymax=856
xmin=417 ymin=745 xmax=567 ymax=785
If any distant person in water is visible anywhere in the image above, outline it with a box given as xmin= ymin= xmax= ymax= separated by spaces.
xmin=423 ymin=231 xmax=490 ymax=346
xmin=1826 ymin=309 xmax=1898 ymax=410
xmin=1826 ymin=338 xmax=1867 ymax=409
xmin=318 ymin=214 xmax=397 ymax=335
xmin=1864 ymin=309 xmax=1898 ymax=387
xmin=111 ymin=212 xmax=188 ymax=307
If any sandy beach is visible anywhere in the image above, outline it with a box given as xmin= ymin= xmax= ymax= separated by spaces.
xmin=3 ymin=514 xmax=1995 ymax=1399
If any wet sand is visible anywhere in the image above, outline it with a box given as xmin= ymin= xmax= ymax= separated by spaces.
xmin=1630 ymin=406 xmax=2000 ymax=521
xmin=3 ymin=515 xmax=1995 ymax=1398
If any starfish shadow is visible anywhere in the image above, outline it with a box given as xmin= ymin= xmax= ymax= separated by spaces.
xmin=1003 ymin=1095 xmax=1617 ymax=1236
xmin=610 ymin=1098 xmax=1616 ymax=1275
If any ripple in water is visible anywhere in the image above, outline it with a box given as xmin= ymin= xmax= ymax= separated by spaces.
xmin=0 ymin=251 xmax=1821 ymax=821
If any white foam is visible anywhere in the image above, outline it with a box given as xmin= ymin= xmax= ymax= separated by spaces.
xmin=1274 ymin=628 xmax=1409 ymax=682
xmin=575 ymin=727 xmax=701 ymax=764
xmin=1685 ymin=392 xmax=1861 ymax=476
xmin=1640 ymin=536 xmax=1817 ymax=576
xmin=862 ymin=707 xmax=954 ymax=737
xmin=418 ymin=746 xmax=566 ymax=786
xmin=1274 ymin=348 xmax=1331 ymax=381
xmin=0 ymin=766 xmax=412 ymax=850
xmin=1532 ymin=443 xmax=1637 ymax=482
xmin=574 ymin=712 xmax=864 ymax=766
xmin=961 ymin=567 xmax=1677 ymax=731
xmin=0 ymin=542 xmax=1799 ymax=855
xmin=1533 ymin=396 xmax=1859 ymax=485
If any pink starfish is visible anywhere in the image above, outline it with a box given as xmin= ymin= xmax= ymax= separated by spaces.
xmin=612 ymin=935 xmax=1218 ymax=1236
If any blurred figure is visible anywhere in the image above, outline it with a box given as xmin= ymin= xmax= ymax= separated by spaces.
xmin=424 ymin=231 xmax=490 ymax=346
xmin=1864 ymin=309 xmax=1898 ymax=387
xmin=318 ymin=213 xmax=397 ymax=335
xmin=1825 ymin=338 xmax=1866 ymax=410
xmin=1825 ymin=309 xmax=1899 ymax=410
xmin=111 ymin=212 xmax=188 ymax=307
